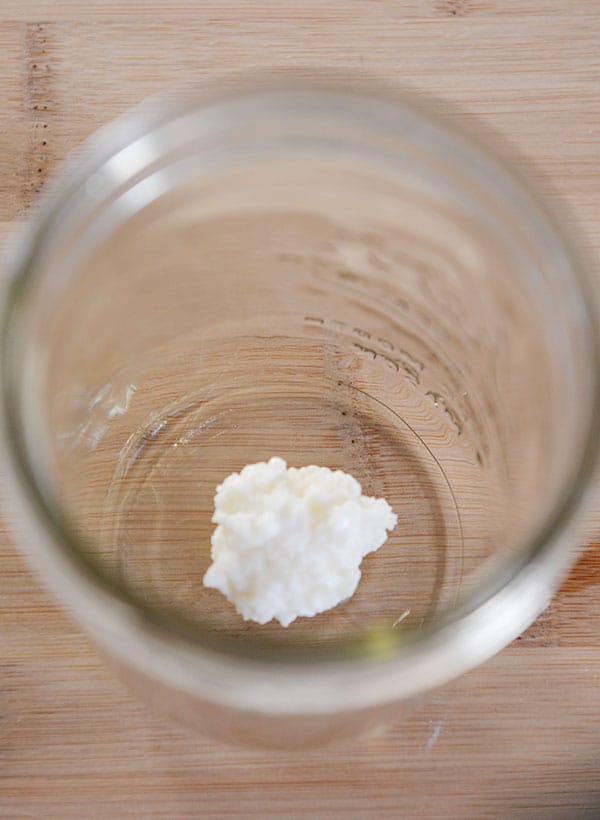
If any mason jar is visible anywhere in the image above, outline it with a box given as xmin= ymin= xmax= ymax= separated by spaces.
xmin=2 ymin=80 xmax=598 ymax=746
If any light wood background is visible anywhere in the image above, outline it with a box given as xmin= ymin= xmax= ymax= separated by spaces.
xmin=2 ymin=2 xmax=600 ymax=817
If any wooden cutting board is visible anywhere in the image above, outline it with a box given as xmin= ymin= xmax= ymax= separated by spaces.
xmin=1 ymin=2 xmax=600 ymax=817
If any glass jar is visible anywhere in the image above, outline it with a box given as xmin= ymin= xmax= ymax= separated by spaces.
xmin=2 ymin=80 xmax=599 ymax=747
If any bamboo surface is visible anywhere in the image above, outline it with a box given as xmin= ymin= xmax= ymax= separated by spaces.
xmin=1 ymin=2 xmax=600 ymax=817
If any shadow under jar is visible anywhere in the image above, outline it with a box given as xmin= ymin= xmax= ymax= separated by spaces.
xmin=2 ymin=82 xmax=599 ymax=747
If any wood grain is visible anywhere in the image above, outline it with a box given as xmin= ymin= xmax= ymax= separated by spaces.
xmin=1 ymin=2 xmax=600 ymax=817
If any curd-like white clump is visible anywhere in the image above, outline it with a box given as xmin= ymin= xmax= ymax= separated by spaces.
xmin=203 ymin=457 xmax=397 ymax=626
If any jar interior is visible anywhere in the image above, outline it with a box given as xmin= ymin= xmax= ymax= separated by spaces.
xmin=12 ymin=94 xmax=593 ymax=652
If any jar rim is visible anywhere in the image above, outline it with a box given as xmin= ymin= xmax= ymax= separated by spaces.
xmin=2 ymin=80 xmax=599 ymax=715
